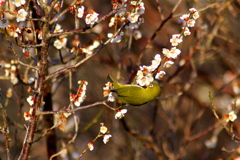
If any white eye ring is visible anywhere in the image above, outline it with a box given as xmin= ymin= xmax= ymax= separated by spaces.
xmin=149 ymin=84 xmax=153 ymax=88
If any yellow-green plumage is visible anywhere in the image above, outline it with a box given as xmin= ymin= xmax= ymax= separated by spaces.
xmin=108 ymin=75 xmax=161 ymax=106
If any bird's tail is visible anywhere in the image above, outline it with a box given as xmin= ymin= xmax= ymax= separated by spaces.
xmin=107 ymin=75 xmax=116 ymax=83
xmin=107 ymin=75 xmax=121 ymax=88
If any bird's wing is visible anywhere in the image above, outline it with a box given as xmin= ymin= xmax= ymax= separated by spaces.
xmin=112 ymin=85 xmax=143 ymax=98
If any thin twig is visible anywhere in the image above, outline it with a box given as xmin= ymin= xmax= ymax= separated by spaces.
xmin=8 ymin=42 xmax=38 ymax=70
xmin=38 ymin=101 xmax=112 ymax=115
xmin=0 ymin=102 xmax=11 ymax=160
xmin=209 ymin=91 xmax=240 ymax=142
xmin=49 ymin=8 xmax=121 ymax=38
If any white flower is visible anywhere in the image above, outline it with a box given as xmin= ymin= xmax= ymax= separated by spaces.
xmin=74 ymin=100 xmax=81 ymax=107
xmin=179 ymin=59 xmax=186 ymax=67
xmin=189 ymin=8 xmax=197 ymax=13
xmin=136 ymin=65 xmax=155 ymax=85
xmin=81 ymin=40 xmax=100 ymax=55
xmin=133 ymin=30 xmax=142 ymax=40
xmin=6 ymin=88 xmax=12 ymax=98
xmin=100 ymin=123 xmax=108 ymax=134
xmin=103 ymin=83 xmax=111 ymax=90
xmin=54 ymin=37 xmax=67 ymax=49
xmin=127 ymin=13 xmax=140 ymax=23
xmin=85 ymin=10 xmax=99 ymax=25
xmin=24 ymin=112 xmax=31 ymax=121
xmin=88 ymin=142 xmax=94 ymax=151
xmin=183 ymin=27 xmax=191 ymax=36
xmin=54 ymin=24 xmax=63 ymax=33
xmin=77 ymin=6 xmax=84 ymax=18
xmin=135 ymin=2 xmax=145 ymax=15
xmin=115 ymin=109 xmax=127 ymax=119
xmin=89 ymin=40 xmax=100 ymax=50
xmin=205 ymin=136 xmax=217 ymax=149
xmin=37 ymin=30 xmax=42 ymax=40
xmin=170 ymin=34 xmax=183 ymax=46
xmin=11 ymin=76 xmax=17 ymax=85
xmin=136 ymin=72 xmax=154 ymax=86
xmin=103 ymin=134 xmax=112 ymax=144
xmin=16 ymin=9 xmax=28 ymax=22
xmin=7 ymin=25 xmax=21 ymax=37
xmin=163 ymin=60 xmax=174 ymax=68
xmin=81 ymin=47 xmax=92 ymax=55
xmin=109 ymin=17 xmax=116 ymax=27
xmin=162 ymin=47 xmax=181 ymax=59
xmin=189 ymin=8 xmax=199 ymax=19
xmin=107 ymin=92 xmax=115 ymax=102
xmin=108 ymin=31 xmax=124 ymax=43
xmin=155 ymin=70 xmax=166 ymax=79
xmin=28 ymin=77 xmax=35 ymax=84
xmin=150 ymin=54 xmax=161 ymax=70
xmin=12 ymin=0 xmax=26 ymax=7
xmin=0 ymin=18 xmax=9 ymax=28
xmin=193 ymin=12 xmax=199 ymax=20
xmin=27 ymin=96 xmax=34 ymax=105
xmin=180 ymin=14 xmax=189 ymax=21
xmin=226 ymin=111 xmax=237 ymax=122
xmin=130 ymin=1 xmax=138 ymax=6
xmin=187 ymin=19 xmax=195 ymax=27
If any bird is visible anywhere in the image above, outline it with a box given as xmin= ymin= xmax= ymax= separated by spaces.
xmin=107 ymin=75 xmax=161 ymax=106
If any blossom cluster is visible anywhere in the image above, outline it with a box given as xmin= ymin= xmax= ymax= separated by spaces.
xmin=6 ymin=25 xmax=21 ymax=37
xmin=0 ymin=0 xmax=28 ymax=28
xmin=79 ymin=40 xmax=101 ymax=56
xmin=70 ymin=80 xmax=88 ymax=106
xmin=135 ymin=8 xmax=200 ymax=84
xmin=53 ymin=24 xmax=68 ymax=50
xmin=161 ymin=8 xmax=199 ymax=68
xmin=69 ymin=2 xmax=99 ymax=26
xmin=107 ymin=0 xmax=145 ymax=43
xmin=103 ymin=81 xmax=114 ymax=102
xmin=4 ymin=60 xmax=20 ymax=85
xmin=24 ymin=95 xmax=35 ymax=121
xmin=88 ymin=123 xmax=112 ymax=151
xmin=136 ymin=54 xmax=162 ymax=86
xmin=55 ymin=111 xmax=72 ymax=131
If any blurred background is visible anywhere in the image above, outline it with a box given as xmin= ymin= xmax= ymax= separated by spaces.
xmin=0 ymin=0 xmax=240 ymax=159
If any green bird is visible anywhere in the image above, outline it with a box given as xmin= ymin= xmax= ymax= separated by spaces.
xmin=108 ymin=75 xmax=161 ymax=106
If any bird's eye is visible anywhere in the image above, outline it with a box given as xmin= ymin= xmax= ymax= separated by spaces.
xmin=149 ymin=84 xmax=153 ymax=88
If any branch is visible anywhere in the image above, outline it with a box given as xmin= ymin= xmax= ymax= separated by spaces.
xmin=0 ymin=102 xmax=11 ymax=160
xmin=45 ymin=21 xmax=129 ymax=82
xmin=38 ymin=101 xmax=108 ymax=115
xmin=137 ymin=0 xmax=182 ymax=65
xmin=49 ymin=8 xmax=121 ymax=38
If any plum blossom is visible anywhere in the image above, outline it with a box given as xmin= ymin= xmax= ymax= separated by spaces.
xmin=77 ymin=6 xmax=84 ymax=18
xmin=155 ymin=70 xmax=166 ymax=79
xmin=12 ymin=0 xmax=26 ymax=7
xmin=103 ymin=134 xmax=112 ymax=144
xmin=88 ymin=142 xmax=94 ymax=151
xmin=85 ymin=10 xmax=99 ymax=25
xmin=115 ymin=109 xmax=127 ymax=119
xmin=225 ymin=111 xmax=237 ymax=122
xmin=170 ymin=34 xmax=183 ymax=46
xmin=162 ymin=47 xmax=181 ymax=59
xmin=54 ymin=37 xmax=67 ymax=49
xmin=16 ymin=9 xmax=28 ymax=22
